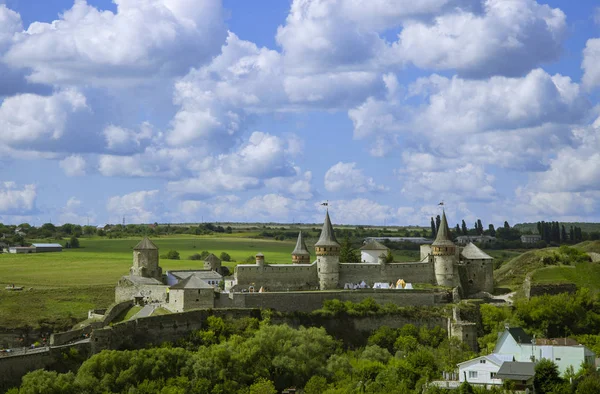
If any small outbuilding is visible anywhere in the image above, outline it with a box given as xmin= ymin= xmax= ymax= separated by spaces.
xmin=168 ymin=274 xmax=215 ymax=312
xmin=8 ymin=246 xmax=36 ymax=254
xmin=360 ymin=240 xmax=389 ymax=263
xmin=32 ymin=243 xmax=63 ymax=253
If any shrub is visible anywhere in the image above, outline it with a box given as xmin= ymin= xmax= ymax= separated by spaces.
xmin=164 ymin=250 xmax=180 ymax=260
xmin=220 ymin=252 xmax=231 ymax=262
xmin=188 ymin=253 xmax=203 ymax=260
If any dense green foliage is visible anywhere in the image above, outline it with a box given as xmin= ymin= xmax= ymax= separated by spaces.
xmin=8 ymin=318 xmax=473 ymax=394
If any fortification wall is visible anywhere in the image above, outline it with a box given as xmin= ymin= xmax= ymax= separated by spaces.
xmin=234 ymin=263 xmax=319 ymax=291
xmin=214 ymin=289 xmax=449 ymax=313
xmin=90 ymin=309 xmax=261 ymax=354
xmin=458 ymin=260 xmax=494 ymax=296
xmin=339 ymin=262 xmax=434 ymax=286
xmin=0 ymin=342 xmax=90 ymax=392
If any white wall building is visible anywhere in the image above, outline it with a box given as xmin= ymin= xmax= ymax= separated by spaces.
xmin=457 ymin=354 xmax=512 ymax=386
xmin=359 ymin=240 xmax=389 ymax=263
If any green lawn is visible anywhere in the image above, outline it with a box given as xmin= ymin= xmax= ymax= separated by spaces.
xmin=532 ymin=262 xmax=600 ymax=290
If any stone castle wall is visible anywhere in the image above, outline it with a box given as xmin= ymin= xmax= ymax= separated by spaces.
xmin=115 ymin=283 xmax=169 ymax=303
xmin=339 ymin=261 xmax=435 ymax=286
xmin=234 ymin=263 xmax=319 ymax=291
xmin=458 ymin=260 xmax=494 ymax=295
xmin=214 ymin=289 xmax=450 ymax=313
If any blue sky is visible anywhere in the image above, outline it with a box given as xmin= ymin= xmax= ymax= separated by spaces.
xmin=1 ymin=0 xmax=600 ymax=227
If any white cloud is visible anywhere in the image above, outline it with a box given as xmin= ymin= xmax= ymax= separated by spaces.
xmin=4 ymin=0 xmax=226 ymax=87
xmin=103 ymin=123 xmax=153 ymax=153
xmin=322 ymin=198 xmax=395 ymax=224
xmin=399 ymin=163 xmax=496 ymax=202
xmin=396 ymin=0 xmax=566 ymax=77
xmin=264 ymin=168 xmax=313 ymax=200
xmin=324 ymin=162 xmax=387 ymax=193
xmin=98 ymin=145 xmax=191 ymax=178
xmin=0 ymin=89 xmax=88 ymax=144
xmin=582 ymin=38 xmax=600 ymax=90
xmin=0 ymin=182 xmax=36 ymax=214
xmin=106 ymin=189 xmax=160 ymax=223
xmin=58 ymin=196 xmax=96 ymax=225
xmin=0 ymin=4 xmax=22 ymax=50
xmin=59 ymin=155 xmax=86 ymax=177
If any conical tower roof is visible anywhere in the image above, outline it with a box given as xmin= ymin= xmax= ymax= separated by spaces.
xmin=432 ymin=211 xmax=454 ymax=247
xmin=292 ymin=231 xmax=310 ymax=256
xmin=315 ymin=210 xmax=340 ymax=247
xmin=134 ymin=237 xmax=158 ymax=250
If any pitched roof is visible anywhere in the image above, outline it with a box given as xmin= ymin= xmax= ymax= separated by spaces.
xmin=507 ymin=327 xmax=532 ymax=344
xmin=360 ymin=240 xmax=389 ymax=251
xmin=432 ymin=211 xmax=454 ymax=247
xmin=170 ymin=274 xmax=215 ymax=290
xmin=204 ymin=253 xmax=221 ymax=264
xmin=134 ymin=237 xmax=158 ymax=250
xmin=121 ymin=275 xmax=163 ymax=285
xmin=535 ymin=338 xmax=579 ymax=346
xmin=315 ymin=210 xmax=340 ymax=247
xmin=292 ymin=231 xmax=310 ymax=256
xmin=32 ymin=243 xmax=63 ymax=248
xmin=457 ymin=354 xmax=507 ymax=367
xmin=461 ymin=243 xmax=493 ymax=260
xmin=169 ymin=270 xmax=222 ymax=281
xmin=495 ymin=362 xmax=535 ymax=381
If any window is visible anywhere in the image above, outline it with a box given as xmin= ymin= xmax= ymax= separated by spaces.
xmin=479 ymin=360 xmax=486 ymax=364
xmin=555 ymin=358 xmax=561 ymax=361
xmin=468 ymin=371 xmax=478 ymax=379
xmin=491 ymin=373 xmax=497 ymax=379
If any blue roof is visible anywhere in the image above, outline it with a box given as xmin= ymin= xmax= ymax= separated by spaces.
xmin=32 ymin=243 xmax=63 ymax=248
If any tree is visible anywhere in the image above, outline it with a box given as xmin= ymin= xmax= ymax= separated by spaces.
xmin=534 ymin=358 xmax=563 ymax=394
xmin=476 ymin=219 xmax=483 ymax=235
xmin=340 ymin=236 xmax=360 ymax=263
xmin=219 ymin=252 xmax=231 ymax=262
xmin=561 ymin=225 xmax=567 ymax=243
xmin=461 ymin=220 xmax=468 ymax=235
xmin=69 ymin=236 xmax=80 ymax=248
xmin=304 ymin=376 xmax=328 ymax=394
xmin=430 ymin=217 xmax=436 ymax=238
xmin=165 ymin=250 xmax=180 ymax=260
xmin=435 ymin=215 xmax=441 ymax=234
xmin=488 ymin=224 xmax=496 ymax=237
xmin=248 ymin=378 xmax=277 ymax=394
xmin=504 ymin=221 xmax=510 ymax=229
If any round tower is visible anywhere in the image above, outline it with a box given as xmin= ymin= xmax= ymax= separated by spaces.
xmin=432 ymin=211 xmax=456 ymax=287
xmin=255 ymin=252 xmax=265 ymax=267
xmin=292 ymin=231 xmax=311 ymax=264
xmin=131 ymin=237 xmax=162 ymax=281
xmin=315 ymin=210 xmax=340 ymax=290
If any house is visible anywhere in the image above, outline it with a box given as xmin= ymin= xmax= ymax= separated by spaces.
xmin=521 ymin=234 xmax=542 ymax=243
xmin=495 ymin=362 xmax=535 ymax=390
xmin=167 ymin=274 xmax=215 ymax=312
xmin=364 ymin=236 xmax=432 ymax=245
xmin=494 ymin=327 xmax=596 ymax=376
xmin=166 ymin=270 xmax=223 ymax=288
xmin=8 ymin=246 xmax=36 ymax=254
xmin=455 ymin=235 xmax=496 ymax=245
xmin=360 ymin=240 xmax=389 ymax=263
xmin=32 ymin=243 xmax=63 ymax=253
xmin=457 ymin=354 xmax=513 ymax=387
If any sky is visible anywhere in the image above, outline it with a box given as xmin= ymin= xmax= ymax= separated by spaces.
xmin=1 ymin=0 xmax=600 ymax=227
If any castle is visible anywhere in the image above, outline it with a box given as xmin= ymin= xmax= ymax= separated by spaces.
xmin=115 ymin=209 xmax=493 ymax=313
xmin=232 ymin=209 xmax=494 ymax=297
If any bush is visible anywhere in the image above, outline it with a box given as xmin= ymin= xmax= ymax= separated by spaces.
xmin=69 ymin=236 xmax=80 ymax=248
xmin=188 ymin=253 xmax=203 ymax=260
xmin=220 ymin=252 xmax=231 ymax=262
xmin=164 ymin=250 xmax=180 ymax=260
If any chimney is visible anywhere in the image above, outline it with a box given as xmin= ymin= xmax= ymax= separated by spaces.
xmin=255 ymin=253 xmax=265 ymax=267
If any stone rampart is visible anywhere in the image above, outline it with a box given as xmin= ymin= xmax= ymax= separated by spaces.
xmin=0 ymin=342 xmax=90 ymax=392
xmin=215 ymin=289 xmax=449 ymax=313
xmin=90 ymin=309 xmax=261 ymax=354
xmin=339 ymin=261 xmax=434 ymax=286
xmin=234 ymin=263 xmax=319 ymax=291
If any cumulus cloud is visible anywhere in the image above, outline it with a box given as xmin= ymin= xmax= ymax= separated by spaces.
xmin=60 ymin=155 xmax=86 ymax=177
xmin=264 ymin=168 xmax=314 ymax=200
xmin=0 ymin=89 xmax=88 ymax=145
xmin=103 ymin=123 xmax=153 ymax=153
xmin=582 ymin=38 xmax=600 ymax=90
xmin=0 ymin=5 xmax=22 ymax=50
xmin=0 ymin=182 xmax=36 ymax=214
xmin=396 ymin=0 xmax=566 ymax=77
xmin=4 ymin=0 xmax=226 ymax=86
xmin=324 ymin=162 xmax=387 ymax=193
xmin=106 ymin=189 xmax=160 ymax=223
xmin=59 ymin=196 xmax=96 ymax=225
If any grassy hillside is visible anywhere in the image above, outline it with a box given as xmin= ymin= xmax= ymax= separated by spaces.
xmin=514 ymin=222 xmax=600 ymax=233
xmin=494 ymin=242 xmax=600 ymax=291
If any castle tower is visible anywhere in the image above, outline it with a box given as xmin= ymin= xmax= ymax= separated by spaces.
xmin=315 ymin=210 xmax=340 ymax=290
xmin=204 ymin=253 xmax=222 ymax=271
xmin=432 ymin=211 xmax=456 ymax=287
xmin=291 ymin=231 xmax=311 ymax=264
xmin=255 ymin=252 xmax=265 ymax=267
xmin=130 ymin=237 xmax=162 ymax=281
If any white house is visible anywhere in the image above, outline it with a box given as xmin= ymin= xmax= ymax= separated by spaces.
xmin=457 ymin=354 xmax=513 ymax=386
xmin=360 ymin=240 xmax=389 ymax=263
xmin=494 ymin=327 xmax=596 ymax=376
xmin=521 ymin=234 xmax=542 ymax=243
